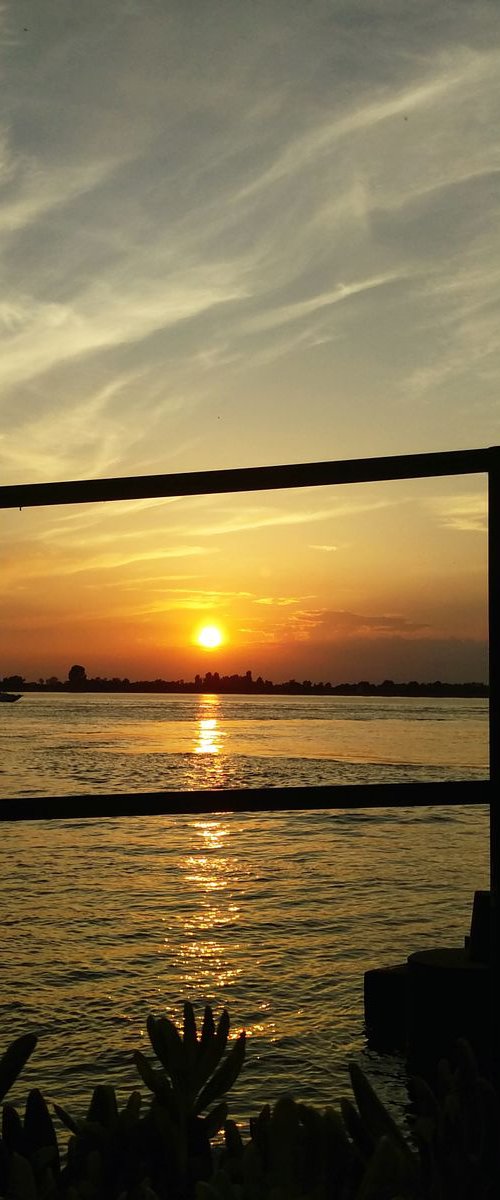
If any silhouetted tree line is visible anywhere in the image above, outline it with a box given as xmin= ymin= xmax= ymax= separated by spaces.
xmin=0 ymin=666 xmax=489 ymax=698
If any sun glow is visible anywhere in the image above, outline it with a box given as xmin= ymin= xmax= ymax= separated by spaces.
xmin=196 ymin=624 xmax=224 ymax=649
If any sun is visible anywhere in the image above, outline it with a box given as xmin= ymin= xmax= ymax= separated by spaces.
xmin=196 ymin=623 xmax=224 ymax=650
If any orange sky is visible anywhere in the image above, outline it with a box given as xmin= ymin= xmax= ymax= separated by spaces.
xmin=1 ymin=476 xmax=488 ymax=683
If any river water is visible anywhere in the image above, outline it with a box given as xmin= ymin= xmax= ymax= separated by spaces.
xmin=0 ymin=693 xmax=489 ymax=1128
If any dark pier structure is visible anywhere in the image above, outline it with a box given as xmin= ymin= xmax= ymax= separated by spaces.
xmin=364 ymin=889 xmax=491 ymax=1072
xmin=1 ymin=445 xmax=499 ymax=1078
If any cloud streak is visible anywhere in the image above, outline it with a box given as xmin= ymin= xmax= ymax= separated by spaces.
xmin=427 ymin=494 xmax=488 ymax=533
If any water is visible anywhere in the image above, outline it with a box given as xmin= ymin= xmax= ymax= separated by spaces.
xmin=0 ymin=692 xmax=488 ymax=795
xmin=0 ymin=694 xmax=489 ymax=1131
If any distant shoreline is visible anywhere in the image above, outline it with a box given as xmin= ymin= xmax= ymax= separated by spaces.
xmin=1 ymin=676 xmax=489 ymax=699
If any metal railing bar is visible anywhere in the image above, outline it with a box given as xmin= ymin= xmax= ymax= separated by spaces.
xmin=0 ymin=779 xmax=490 ymax=822
xmin=0 ymin=446 xmax=494 ymax=510
xmin=488 ymin=454 xmax=500 ymax=1076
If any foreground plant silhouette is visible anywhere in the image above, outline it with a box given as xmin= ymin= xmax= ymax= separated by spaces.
xmin=0 ymin=1005 xmax=498 ymax=1200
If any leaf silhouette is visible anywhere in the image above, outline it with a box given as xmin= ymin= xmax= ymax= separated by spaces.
xmin=133 ymin=1050 xmax=175 ymax=1109
xmin=147 ymin=1015 xmax=187 ymax=1094
xmin=193 ymin=1009 xmax=231 ymax=1096
xmin=0 ymin=1034 xmax=37 ymax=1104
xmin=200 ymin=1006 xmax=215 ymax=1051
xmin=195 ymin=1031 xmax=246 ymax=1115
xmin=183 ymin=1001 xmax=198 ymax=1073
xmin=349 ymin=1063 xmax=413 ymax=1159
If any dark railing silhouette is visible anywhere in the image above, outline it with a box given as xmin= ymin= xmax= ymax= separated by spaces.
xmin=1 ymin=445 xmax=499 ymax=1061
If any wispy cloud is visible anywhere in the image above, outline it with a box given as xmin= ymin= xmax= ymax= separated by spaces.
xmin=318 ymin=609 xmax=430 ymax=637
xmin=0 ymin=270 xmax=246 ymax=395
xmin=0 ymin=154 xmax=127 ymax=236
xmin=63 ymin=544 xmax=215 ymax=575
xmin=427 ymin=494 xmax=488 ymax=532
xmin=176 ymin=497 xmax=393 ymax=538
xmin=3 ymin=542 xmax=213 ymax=587
xmin=241 ymin=274 xmax=405 ymax=335
xmin=255 ymin=595 xmax=315 ymax=607
xmin=269 ymin=607 xmax=431 ymax=642
xmin=231 ymin=48 xmax=496 ymax=204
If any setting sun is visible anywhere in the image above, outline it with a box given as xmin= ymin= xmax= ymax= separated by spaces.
xmin=196 ymin=624 xmax=224 ymax=650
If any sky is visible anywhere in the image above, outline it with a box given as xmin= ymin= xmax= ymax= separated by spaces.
xmin=1 ymin=0 xmax=498 ymax=683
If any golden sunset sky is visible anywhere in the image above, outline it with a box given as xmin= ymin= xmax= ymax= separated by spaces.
xmin=1 ymin=1 xmax=497 ymax=683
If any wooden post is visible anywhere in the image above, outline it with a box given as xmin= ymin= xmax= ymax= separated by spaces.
xmin=489 ymin=448 xmax=500 ymax=1080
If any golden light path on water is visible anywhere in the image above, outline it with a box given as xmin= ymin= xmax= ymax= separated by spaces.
xmin=195 ymin=694 xmax=223 ymax=758
xmin=166 ymin=696 xmax=274 ymax=1044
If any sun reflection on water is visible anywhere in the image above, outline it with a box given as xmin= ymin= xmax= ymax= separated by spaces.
xmin=195 ymin=718 xmax=219 ymax=755
xmin=159 ymin=709 xmax=278 ymax=1039
xmin=195 ymin=696 xmax=221 ymax=746
xmin=191 ymin=695 xmax=229 ymax=787
xmin=164 ymin=814 xmax=244 ymax=994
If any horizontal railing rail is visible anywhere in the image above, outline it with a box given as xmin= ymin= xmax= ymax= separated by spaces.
xmin=0 ymin=779 xmax=489 ymax=823
xmin=0 ymin=446 xmax=496 ymax=510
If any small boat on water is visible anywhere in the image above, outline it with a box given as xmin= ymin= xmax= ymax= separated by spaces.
xmin=0 ymin=692 xmax=21 ymax=703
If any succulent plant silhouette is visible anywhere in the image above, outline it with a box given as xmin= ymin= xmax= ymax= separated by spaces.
xmin=408 ymin=1038 xmax=500 ymax=1200
xmin=201 ymin=1089 xmax=417 ymax=1200
xmin=55 ymin=1084 xmax=150 ymax=1199
xmin=208 ymin=1042 xmax=499 ymax=1200
xmin=205 ymin=1095 xmax=364 ymax=1200
xmin=134 ymin=1002 xmax=246 ymax=1135
xmin=1 ymin=1012 xmax=499 ymax=1200
xmin=51 ymin=1003 xmax=246 ymax=1200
